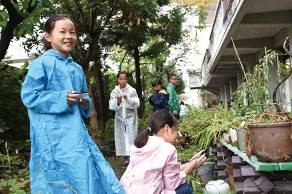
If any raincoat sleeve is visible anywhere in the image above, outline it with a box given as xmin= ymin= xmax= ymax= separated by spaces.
xmin=79 ymin=74 xmax=92 ymax=118
xmin=109 ymin=89 xmax=122 ymax=112
xmin=163 ymin=148 xmax=186 ymax=190
xmin=167 ymin=84 xmax=180 ymax=113
xmin=125 ymin=89 xmax=140 ymax=109
xmin=21 ymin=60 xmax=70 ymax=114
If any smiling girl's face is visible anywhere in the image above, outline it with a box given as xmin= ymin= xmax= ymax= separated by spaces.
xmin=45 ymin=19 xmax=77 ymax=57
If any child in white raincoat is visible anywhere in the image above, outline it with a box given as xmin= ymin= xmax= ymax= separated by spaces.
xmin=109 ymin=71 xmax=140 ymax=166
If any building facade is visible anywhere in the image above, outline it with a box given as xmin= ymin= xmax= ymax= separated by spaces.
xmin=199 ymin=0 xmax=292 ymax=110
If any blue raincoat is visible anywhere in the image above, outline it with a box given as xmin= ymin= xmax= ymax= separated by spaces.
xmin=21 ymin=49 xmax=125 ymax=194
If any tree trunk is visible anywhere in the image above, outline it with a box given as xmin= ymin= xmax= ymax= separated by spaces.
xmin=87 ymin=76 xmax=99 ymax=141
xmin=93 ymin=46 xmax=108 ymax=141
xmin=82 ymin=37 xmax=103 ymax=142
xmin=93 ymin=58 xmax=107 ymax=137
xmin=0 ymin=1 xmax=23 ymax=61
xmin=133 ymin=46 xmax=144 ymax=117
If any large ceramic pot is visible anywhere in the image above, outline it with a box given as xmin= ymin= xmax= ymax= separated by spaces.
xmin=248 ymin=121 xmax=292 ymax=162
xmin=204 ymin=180 xmax=231 ymax=194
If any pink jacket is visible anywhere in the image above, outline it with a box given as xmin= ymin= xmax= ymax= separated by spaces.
xmin=120 ymin=136 xmax=186 ymax=194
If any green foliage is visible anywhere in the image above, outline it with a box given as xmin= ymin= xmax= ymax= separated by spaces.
xmin=232 ymin=48 xmax=292 ymax=124
xmin=0 ymin=63 xmax=29 ymax=141
xmin=104 ymin=118 xmax=115 ymax=148
xmin=179 ymin=106 xmax=233 ymax=150
xmin=0 ymin=141 xmax=30 ymax=193
xmin=0 ymin=0 xmax=52 ymax=37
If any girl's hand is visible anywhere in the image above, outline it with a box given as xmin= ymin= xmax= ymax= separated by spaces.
xmin=123 ymin=94 xmax=127 ymax=101
xmin=189 ymin=154 xmax=206 ymax=169
xmin=189 ymin=150 xmax=205 ymax=161
xmin=117 ymin=96 xmax=122 ymax=105
xmin=67 ymin=92 xmax=80 ymax=104
xmin=183 ymin=153 xmax=206 ymax=175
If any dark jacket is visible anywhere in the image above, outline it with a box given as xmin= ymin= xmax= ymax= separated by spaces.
xmin=148 ymin=89 xmax=169 ymax=112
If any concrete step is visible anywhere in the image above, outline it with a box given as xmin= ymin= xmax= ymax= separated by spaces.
xmin=234 ymin=182 xmax=244 ymax=194
xmin=233 ymin=168 xmax=245 ymax=182
xmin=216 ymin=160 xmax=227 ymax=170
xmin=255 ymin=176 xmax=273 ymax=193
xmin=232 ymin=156 xmax=244 ymax=168
xmin=240 ymin=166 xmax=262 ymax=178
xmin=243 ymin=178 xmax=262 ymax=194
xmin=271 ymin=181 xmax=292 ymax=193
xmin=217 ymin=170 xmax=227 ymax=180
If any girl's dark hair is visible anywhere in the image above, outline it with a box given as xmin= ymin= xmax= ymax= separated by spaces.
xmin=167 ymin=74 xmax=176 ymax=81
xmin=43 ymin=14 xmax=73 ymax=50
xmin=134 ymin=109 xmax=178 ymax=148
xmin=117 ymin=71 xmax=129 ymax=79
xmin=151 ymin=80 xmax=162 ymax=87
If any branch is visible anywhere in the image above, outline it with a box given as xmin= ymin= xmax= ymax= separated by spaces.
xmin=26 ymin=0 xmax=38 ymax=13
xmin=98 ymin=0 xmax=119 ymax=34
xmin=119 ymin=50 xmax=128 ymax=71
xmin=0 ymin=0 xmax=24 ymax=60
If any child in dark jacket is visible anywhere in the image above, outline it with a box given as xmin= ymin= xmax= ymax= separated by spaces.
xmin=149 ymin=80 xmax=169 ymax=112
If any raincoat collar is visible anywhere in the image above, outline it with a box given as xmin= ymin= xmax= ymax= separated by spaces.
xmin=130 ymin=136 xmax=166 ymax=165
xmin=45 ymin=49 xmax=73 ymax=62
xmin=115 ymin=83 xmax=131 ymax=91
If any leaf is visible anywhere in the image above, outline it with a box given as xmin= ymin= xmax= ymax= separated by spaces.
xmin=0 ymin=10 xmax=8 ymax=27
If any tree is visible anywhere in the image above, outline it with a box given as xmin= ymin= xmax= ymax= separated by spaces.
xmin=0 ymin=62 xmax=29 ymax=141
xmin=0 ymin=0 xmax=51 ymax=61
xmin=113 ymin=1 xmax=184 ymax=115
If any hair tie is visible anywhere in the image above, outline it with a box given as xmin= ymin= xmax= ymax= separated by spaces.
xmin=147 ymin=127 xmax=152 ymax=132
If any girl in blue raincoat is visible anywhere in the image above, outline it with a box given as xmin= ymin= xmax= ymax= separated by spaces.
xmin=21 ymin=14 xmax=125 ymax=194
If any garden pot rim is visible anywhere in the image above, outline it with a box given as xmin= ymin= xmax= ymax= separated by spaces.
xmin=247 ymin=120 xmax=292 ymax=128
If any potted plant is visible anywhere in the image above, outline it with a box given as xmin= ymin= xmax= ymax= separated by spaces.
xmin=231 ymin=37 xmax=292 ymax=162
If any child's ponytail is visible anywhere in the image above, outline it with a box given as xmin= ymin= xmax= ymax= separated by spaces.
xmin=134 ymin=127 xmax=152 ymax=148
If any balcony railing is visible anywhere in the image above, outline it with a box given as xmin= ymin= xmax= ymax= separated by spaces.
xmin=201 ymin=0 xmax=242 ymax=85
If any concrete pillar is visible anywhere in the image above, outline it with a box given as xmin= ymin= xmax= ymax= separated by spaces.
xmin=220 ymin=86 xmax=225 ymax=106
xmin=229 ymin=79 xmax=233 ymax=97
xmin=283 ymin=27 xmax=292 ymax=111
xmin=224 ymin=83 xmax=231 ymax=108
xmin=230 ymin=77 xmax=238 ymax=93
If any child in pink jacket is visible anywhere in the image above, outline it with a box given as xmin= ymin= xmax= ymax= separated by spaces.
xmin=120 ymin=109 xmax=206 ymax=194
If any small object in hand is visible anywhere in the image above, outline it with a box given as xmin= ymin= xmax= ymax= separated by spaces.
xmin=189 ymin=155 xmax=200 ymax=162
xmin=200 ymin=149 xmax=209 ymax=157
xmin=189 ymin=149 xmax=207 ymax=162
xmin=78 ymin=93 xmax=89 ymax=102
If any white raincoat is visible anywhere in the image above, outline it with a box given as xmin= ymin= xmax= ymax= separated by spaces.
xmin=109 ymin=84 xmax=140 ymax=156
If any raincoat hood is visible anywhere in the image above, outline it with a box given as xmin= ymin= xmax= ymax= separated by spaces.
xmin=114 ymin=83 xmax=131 ymax=94
xmin=120 ymin=135 xmax=186 ymax=194
xmin=130 ymin=136 xmax=166 ymax=165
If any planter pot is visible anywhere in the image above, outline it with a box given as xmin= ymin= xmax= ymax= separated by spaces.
xmin=195 ymin=162 xmax=214 ymax=184
xmin=204 ymin=180 xmax=231 ymax=194
xmin=236 ymin=128 xmax=247 ymax=152
xmin=248 ymin=121 xmax=292 ymax=162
